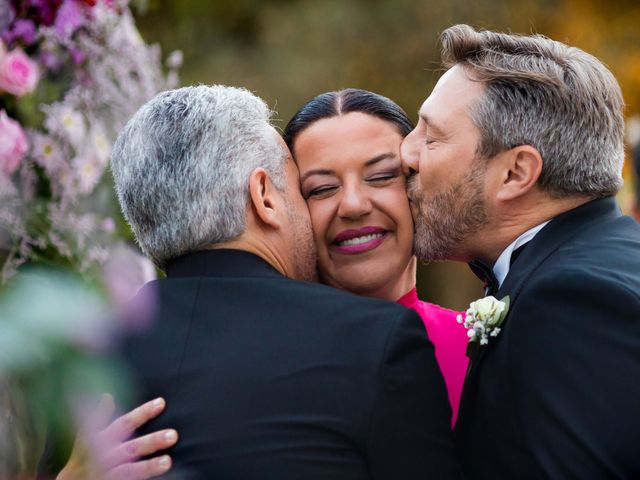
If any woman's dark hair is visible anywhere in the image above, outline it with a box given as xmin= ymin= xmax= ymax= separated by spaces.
xmin=283 ymin=88 xmax=413 ymax=156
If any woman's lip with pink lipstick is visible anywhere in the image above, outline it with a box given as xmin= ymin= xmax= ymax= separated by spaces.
xmin=332 ymin=226 xmax=387 ymax=254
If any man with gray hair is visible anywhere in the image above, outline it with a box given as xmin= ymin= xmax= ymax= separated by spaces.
xmin=402 ymin=24 xmax=640 ymax=479
xmin=111 ymin=85 xmax=458 ymax=479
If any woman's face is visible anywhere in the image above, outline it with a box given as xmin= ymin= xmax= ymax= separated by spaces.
xmin=293 ymin=112 xmax=415 ymax=299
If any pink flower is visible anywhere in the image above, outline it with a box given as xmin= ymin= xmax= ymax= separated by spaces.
xmin=101 ymin=217 xmax=116 ymax=233
xmin=0 ymin=110 xmax=29 ymax=175
xmin=0 ymin=47 xmax=39 ymax=97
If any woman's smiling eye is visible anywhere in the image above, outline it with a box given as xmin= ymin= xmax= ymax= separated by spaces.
xmin=305 ymin=184 xmax=339 ymax=199
xmin=367 ymin=170 xmax=400 ymax=183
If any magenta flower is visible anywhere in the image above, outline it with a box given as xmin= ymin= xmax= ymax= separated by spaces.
xmin=14 ymin=0 xmax=62 ymax=27
xmin=0 ymin=46 xmax=39 ymax=96
xmin=0 ymin=110 xmax=29 ymax=175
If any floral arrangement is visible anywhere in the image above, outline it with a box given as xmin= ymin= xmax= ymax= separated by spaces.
xmin=0 ymin=0 xmax=181 ymax=285
xmin=0 ymin=1 xmax=179 ymax=474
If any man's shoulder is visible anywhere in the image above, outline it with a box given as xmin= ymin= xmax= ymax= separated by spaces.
xmin=533 ymin=213 xmax=640 ymax=279
xmin=150 ymin=274 xmax=413 ymax=327
xmin=505 ymin=214 xmax=640 ymax=329
xmin=510 ymin=219 xmax=640 ymax=328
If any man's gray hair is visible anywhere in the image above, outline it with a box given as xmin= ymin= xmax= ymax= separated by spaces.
xmin=110 ymin=85 xmax=286 ymax=267
xmin=441 ymin=24 xmax=625 ymax=198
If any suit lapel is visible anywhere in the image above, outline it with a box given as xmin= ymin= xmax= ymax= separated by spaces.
xmin=462 ymin=197 xmax=621 ymax=385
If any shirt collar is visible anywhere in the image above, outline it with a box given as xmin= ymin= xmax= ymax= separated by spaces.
xmin=493 ymin=221 xmax=550 ymax=287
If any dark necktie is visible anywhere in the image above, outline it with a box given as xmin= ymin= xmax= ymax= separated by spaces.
xmin=468 ymin=259 xmax=498 ymax=297
xmin=469 ymin=243 xmax=529 ymax=297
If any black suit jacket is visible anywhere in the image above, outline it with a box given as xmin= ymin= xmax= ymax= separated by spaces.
xmin=120 ymin=249 xmax=458 ymax=479
xmin=456 ymin=197 xmax=640 ymax=479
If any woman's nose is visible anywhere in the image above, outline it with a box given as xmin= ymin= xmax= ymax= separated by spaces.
xmin=337 ymin=183 xmax=372 ymax=219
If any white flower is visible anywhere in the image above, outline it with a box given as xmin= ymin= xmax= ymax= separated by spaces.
xmin=459 ymin=295 xmax=510 ymax=356
xmin=469 ymin=296 xmax=506 ymax=325
xmin=74 ymin=153 xmax=104 ymax=195
xmin=166 ymin=50 xmax=183 ymax=69
xmin=44 ymin=104 xmax=86 ymax=147
xmin=89 ymin=123 xmax=111 ymax=166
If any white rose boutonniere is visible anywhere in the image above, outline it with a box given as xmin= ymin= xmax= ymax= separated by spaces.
xmin=457 ymin=295 xmax=510 ymax=358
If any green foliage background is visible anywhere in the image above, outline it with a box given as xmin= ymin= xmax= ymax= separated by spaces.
xmin=135 ymin=0 xmax=640 ymax=309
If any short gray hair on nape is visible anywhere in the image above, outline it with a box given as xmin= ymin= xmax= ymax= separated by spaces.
xmin=110 ymin=85 xmax=286 ymax=268
xmin=440 ymin=24 xmax=625 ymax=198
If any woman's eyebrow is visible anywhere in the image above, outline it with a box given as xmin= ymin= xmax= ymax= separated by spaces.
xmin=300 ymin=152 xmax=398 ymax=182
xmin=365 ymin=152 xmax=397 ymax=167
xmin=300 ymin=168 xmax=335 ymax=183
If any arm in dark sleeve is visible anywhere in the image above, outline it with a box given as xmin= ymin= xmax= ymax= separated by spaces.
xmin=509 ymin=271 xmax=640 ymax=478
xmin=367 ymin=309 xmax=459 ymax=480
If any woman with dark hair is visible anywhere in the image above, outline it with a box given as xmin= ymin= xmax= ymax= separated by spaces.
xmin=283 ymin=89 xmax=468 ymax=423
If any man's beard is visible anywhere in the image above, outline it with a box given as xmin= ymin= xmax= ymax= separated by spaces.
xmin=408 ymin=160 xmax=489 ymax=261
xmin=285 ymin=198 xmax=318 ymax=282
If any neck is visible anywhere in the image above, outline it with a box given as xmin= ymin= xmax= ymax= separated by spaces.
xmin=209 ymin=233 xmax=293 ymax=279
xmin=355 ymin=256 xmax=417 ymax=302
xmin=471 ymin=194 xmax=592 ymax=265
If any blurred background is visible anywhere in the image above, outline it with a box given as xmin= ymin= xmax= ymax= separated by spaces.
xmin=135 ymin=0 xmax=640 ymax=309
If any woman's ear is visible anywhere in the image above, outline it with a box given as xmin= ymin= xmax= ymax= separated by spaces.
xmin=496 ymin=145 xmax=543 ymax=201
xmin=248 ymin=167 xmax=284 ymax=229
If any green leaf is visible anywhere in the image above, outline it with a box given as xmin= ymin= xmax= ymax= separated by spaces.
xmin=497 ymin=295 xmax=511 ymax=325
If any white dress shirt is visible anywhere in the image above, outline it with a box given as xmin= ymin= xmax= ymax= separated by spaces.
xmin=493 ymin=221 xmax=550 ymax=288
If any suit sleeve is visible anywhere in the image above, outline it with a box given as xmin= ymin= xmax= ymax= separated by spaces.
xmin=366 ymin=308 xmax=460 ymax=480
xmin=508 ymin=270 xmax=640 ymax=478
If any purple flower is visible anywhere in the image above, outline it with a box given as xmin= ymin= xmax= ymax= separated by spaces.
xmin=69 ymin=45 xmax=85 ymax=64
xmin=14 ymin=0 xmax=61 ymax=27
xmin=100 ymin=217 xmax=115 ymax=233
xmin=38 ymin=49 xmax=63 ymax=70
xmin=54 ymin=0 xmax=87 ymax=38
xmin=2 ymin=19 xmax=37 ymax=46
xmin=0 ymin=2 xmax=16 ymax=34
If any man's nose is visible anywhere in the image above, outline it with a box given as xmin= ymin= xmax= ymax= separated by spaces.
xmin=337 ymin=183 xmax=372 ymax=219
xmin=400 ymin=131 xmax=420 ymax=178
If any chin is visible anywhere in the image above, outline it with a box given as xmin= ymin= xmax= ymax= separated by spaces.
xmin=324 ymin=264 xmax=395 ymax=297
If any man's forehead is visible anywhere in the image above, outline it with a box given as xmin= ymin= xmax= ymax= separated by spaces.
xmin=419 ymin=66 xmax=484 ymax=120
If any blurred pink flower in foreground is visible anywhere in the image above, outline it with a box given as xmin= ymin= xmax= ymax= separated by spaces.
xmin=0 ymin=45 xmax=39 ymax=96
xmin=102 ymin=243 xmax=157 ymax=331
xmin=0 ymin=109 xmax=28 ymax=174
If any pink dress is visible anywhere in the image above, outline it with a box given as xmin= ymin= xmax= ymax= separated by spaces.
xmin=396 ymin=288 xmax=469 ymax=426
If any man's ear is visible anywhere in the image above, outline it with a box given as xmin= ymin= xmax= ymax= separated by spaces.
xmin=248 ymin=167 xmax=284 ymax=229
xmin=496 ymin=145 xmax=543 ymax=201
